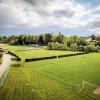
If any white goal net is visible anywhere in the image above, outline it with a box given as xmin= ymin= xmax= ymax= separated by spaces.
xmin=80 ymin=81 xmax=100 ymax=99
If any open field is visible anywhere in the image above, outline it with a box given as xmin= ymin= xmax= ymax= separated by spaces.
xmin=1 ymin=46 xmax=79 ymax=61
xmin=0 ymin=46 xmax=100 ymax=100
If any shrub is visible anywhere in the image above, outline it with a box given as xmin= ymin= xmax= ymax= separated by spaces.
xmin=84 ymin=45 xmax=98 ymax=52
xmin=70 ymin=43 xmax=78 ymax=51
xmin=47 ymin=42 xmax=54 ymax=49
xmin=78 ymin=46 xmax=84 ymax=51
xmin=97 ymin=46 xmax=100 ymax=51
xmin=48 ymin=42 xmax=99 ymax=52
xmin=48 ymin=42 xmax=67 ymax=50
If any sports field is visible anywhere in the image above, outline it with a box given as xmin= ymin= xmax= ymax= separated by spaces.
xmin=1 ymin=46 xmax=79 ymax=61
xmin=0 ymin=46 xmax=100 ymax=100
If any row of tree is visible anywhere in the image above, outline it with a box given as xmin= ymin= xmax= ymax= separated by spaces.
xmin=0 ymin=33 xmax=88 ymax=45
xmin=0 ymin=33 xmax=100 ymax=52
xmin=48 ymin=42 xmax=99 ymax=52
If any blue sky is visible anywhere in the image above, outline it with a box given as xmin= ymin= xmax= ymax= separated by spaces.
xmin=0 ymin=0 xmax=100 ymax=36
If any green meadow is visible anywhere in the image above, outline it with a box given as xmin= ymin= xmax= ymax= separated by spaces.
xmin=0 ymin=46 xmax=100 ymax=100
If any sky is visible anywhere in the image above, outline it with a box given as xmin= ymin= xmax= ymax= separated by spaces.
xmin=0 ymin=0 xmax=100 ymax=36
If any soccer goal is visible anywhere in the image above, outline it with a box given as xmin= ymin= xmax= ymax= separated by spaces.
xmin=51 ymin=55 xmax=58 ymax=64
xmin=80 ymin=81 xmax=100 ymax=99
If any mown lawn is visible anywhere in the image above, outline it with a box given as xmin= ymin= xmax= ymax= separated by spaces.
xmin=1 ymin=45 xmax=79 ymax=61
xmin=0 ymin=50 xmax=100 ymax=100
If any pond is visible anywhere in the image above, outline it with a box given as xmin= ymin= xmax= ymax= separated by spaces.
xmin=11 ymin=56 xmax=17 ymax=60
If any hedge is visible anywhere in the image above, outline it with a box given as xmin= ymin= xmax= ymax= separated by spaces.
xmin=7 ymin=51 xmax=21 ymax=61
xmin=25 ymin=52 xmax=89 ymax=62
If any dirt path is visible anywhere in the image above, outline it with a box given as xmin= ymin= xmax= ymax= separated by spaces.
xmin=0 ymin=53 xmax=11 ymax=87
xmin=0 ymin=53 xmax=11 ymax=77
xmin=93 ymin=88 xmax=100 ymax=95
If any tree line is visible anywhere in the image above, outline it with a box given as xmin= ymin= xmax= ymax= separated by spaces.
xmin=0 ymin=33 xmax=100 ymax=52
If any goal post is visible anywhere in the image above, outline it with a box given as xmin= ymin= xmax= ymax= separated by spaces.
xmin=50 ymin=52 xmax=58 ymax=64
xmin=80 ymin=81 xmax=100 ymax=99
xmin=56 ymin=55 xmax=58 ymax=60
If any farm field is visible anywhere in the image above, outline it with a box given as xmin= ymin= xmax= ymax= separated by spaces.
xmin=0 ymin=46 xmax=100 ymax=100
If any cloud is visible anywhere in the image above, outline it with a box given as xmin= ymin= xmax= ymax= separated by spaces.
xmin=0 ymin=0 xmax=100 ymax=35
xmin=95 ymin=5 xmax=100 ymax=10
xmin=85 ymin=20 xmax=100 ymax=35
xmin=23 ymin=0 xmax=53 ymax=6
xmin=53 ymin=9 xmax=75 ymax=18
xmin=0 ymin=0 xmax=44 ymax=28
xmin=89 ymin=21 xmax=100 ymax=28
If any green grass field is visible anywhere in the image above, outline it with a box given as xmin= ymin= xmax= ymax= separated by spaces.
xmin=1 ymin=46 xmax=79 ymax=61
xmin=0 ymin=46 xmax=100 ymax=100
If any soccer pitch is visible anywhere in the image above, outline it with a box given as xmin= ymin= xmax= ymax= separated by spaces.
xmin=1 ymin=46 xmax=79 ymax=61
xmin=0 ymin=46 xmax=100 ymax=100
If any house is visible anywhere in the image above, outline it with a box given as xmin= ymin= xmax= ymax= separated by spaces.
xmin=86 ymin=38 xmax=97 ymax=42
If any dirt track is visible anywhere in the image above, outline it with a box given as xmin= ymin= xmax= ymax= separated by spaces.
xmin=0 ymin=53 xmax=11 ymax=78
xmin=93 ymin=88 xmax=100 ymax=95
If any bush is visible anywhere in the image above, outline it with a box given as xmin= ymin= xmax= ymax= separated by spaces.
xmin=84 ymin=45 xmax=98 ymax=52
xmin=48 ymin=42 xmax=99 ymax=52
xmin=96 ymin=45 xmax=100 ymax=51
xmin=70 ymin=43 xmax=78 ymax=51
xmin=48 ymin=42 xmax=67 ymax=50
xmin=78 ymin=46 xmax=84 ymax=51
xmin=47 ymin=42 xmax=54 ymax=49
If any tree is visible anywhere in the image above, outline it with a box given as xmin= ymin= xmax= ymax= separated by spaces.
xmin=48 ymin=42 xmax=67 ymax=50
xmin=17 ymin=35 xmax=25 ymax=45
xmin=48 ymin=42 xmax=55 ymax=50
xmin=77 ymin=37 xmax=87 ymax=46
xmin=96 ymin=36 xmax=100 ymax=46
xmin=67 ymin=35 xmax=78 ymax=47
xmin=38 ymin=35 xmax=44 ymax=45
xmin=44 ymin=33 xmax=52 ymax=45
xmin=70 ymin=43 xmax=78 ymax=51
xmin=91 ymin=35 xmax=96 ymax=40
xmin=56 ymin=33 xmax=65 ymax=43
xmin=96 ymin=36 xmax=100 ymax=42
xmin=84 ymin=45 xmax=98 ymax=52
